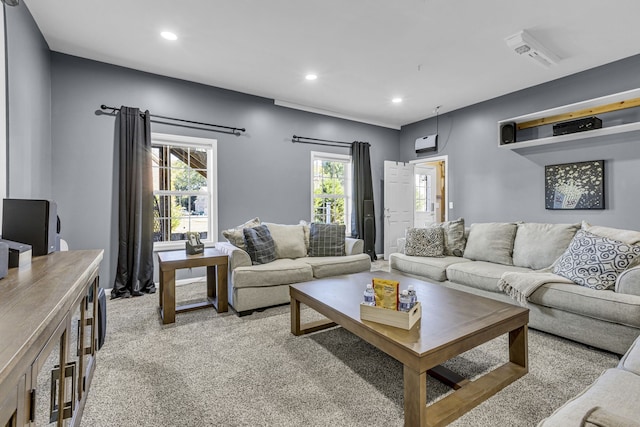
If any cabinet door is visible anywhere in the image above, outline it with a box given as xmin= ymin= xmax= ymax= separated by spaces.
xmin=0 ymin=374 xmax=25 ymax=427
xmin=32 ymin=320 xmax=72 ymax=427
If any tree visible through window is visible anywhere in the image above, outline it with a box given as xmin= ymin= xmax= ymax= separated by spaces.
xmin=311 ymin=152 xmax=351 ymax=233
xmin=151 ymin=133 xmax=217 ymax=246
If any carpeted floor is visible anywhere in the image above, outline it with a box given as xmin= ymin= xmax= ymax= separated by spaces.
xmin=81 ymin=263 xmax=619 ymax=426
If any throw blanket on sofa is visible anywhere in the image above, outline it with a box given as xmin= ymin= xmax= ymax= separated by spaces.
xmin=498 ymin=269 xmax=574 ymax=305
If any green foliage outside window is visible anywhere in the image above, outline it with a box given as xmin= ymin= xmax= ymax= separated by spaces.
xmin=313 ymin=160 xmax=347 ymax=224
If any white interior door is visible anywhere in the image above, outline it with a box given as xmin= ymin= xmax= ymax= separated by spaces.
xmin=383 ymin=161 xmax=414 ymax=259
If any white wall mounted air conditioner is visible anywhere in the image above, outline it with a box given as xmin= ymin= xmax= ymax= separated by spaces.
xmin=415 ymin=134 xmax=437 ymax=153
xmin=505 ymin=30 xmax=559 ymax=68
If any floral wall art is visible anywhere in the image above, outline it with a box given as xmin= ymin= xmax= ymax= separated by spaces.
xmin=545 ymin=160 xmax=604 ymax=210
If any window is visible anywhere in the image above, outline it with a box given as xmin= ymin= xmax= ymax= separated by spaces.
xmin=311 ymin=151 xmax=352 ymax=234
xmin=415 ymin=173 xmax=433 ymax=212
xmin=151 ymin=133 xmax=217 ymax=248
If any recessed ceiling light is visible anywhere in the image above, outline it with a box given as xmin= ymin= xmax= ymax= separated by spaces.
xmin=305 ymin=74 xmax=318 ymax=81
xmin=392 ymin=97 xmax=403 ymax=104
xmin=161 ymin=31 xmax=178 ymax=41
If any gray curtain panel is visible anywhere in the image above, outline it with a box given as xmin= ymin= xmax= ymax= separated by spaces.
xmin=351 ymin=141 xmax=376 ymax=260
xmin=111 ymin=106 xmax=156 ymax=298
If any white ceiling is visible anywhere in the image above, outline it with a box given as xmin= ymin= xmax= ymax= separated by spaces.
xmin=22 ymin=0 xmax=640 ymax=129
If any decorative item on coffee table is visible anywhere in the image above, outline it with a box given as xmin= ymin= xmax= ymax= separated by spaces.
xmin=359 ymin=277 xmax=422 ymax=330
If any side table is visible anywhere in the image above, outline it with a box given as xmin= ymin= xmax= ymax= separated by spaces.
xmin=157 ymin=247 xmax=229 ymax=324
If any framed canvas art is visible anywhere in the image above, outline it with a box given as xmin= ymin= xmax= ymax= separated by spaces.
xmin=545 ymin=160 xmax=604 ymax=210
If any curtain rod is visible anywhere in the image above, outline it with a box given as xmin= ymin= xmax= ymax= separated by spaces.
xmin=100 ymin=105 xmax=246 ymax=134
xmin=292 ymin=135 xmax=369 ymax=148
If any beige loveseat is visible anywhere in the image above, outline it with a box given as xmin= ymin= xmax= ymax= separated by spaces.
xmin=216 ymin=219 xmax=371 ymax=316
xmin=390 ymin=220 xmax=640 ymax=355
xmin=539 ymin=334 xmax=640 ymax=426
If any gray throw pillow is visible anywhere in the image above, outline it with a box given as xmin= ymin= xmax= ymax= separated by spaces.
xmin=463 ymin=222 xmax=517 ymax=266
xmin=440 ymin=218 xmax=466 ymax=257
xmin=404 ymin=226 xmax=444 ymax=257
xmin=512 ymin=222 xmax=580 ymax=270
xmin=552 ymin=229 xmax=640 ymax=290
xmin=308 ymin=223 xmax=346 ymax=257
xmin=243 ymin=224 xmax=277 ymax=265
xmin=222 ymin=217 xmax=261 ymax=251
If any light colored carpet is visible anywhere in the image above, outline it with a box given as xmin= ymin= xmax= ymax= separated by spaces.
xmin=82 ymin=263 xmax=619 ymax=426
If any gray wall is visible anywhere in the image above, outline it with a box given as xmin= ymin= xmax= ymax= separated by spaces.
xmin=50 ymin=53 xmax=399 ymax=287
xmin=5 ymin=2 xmax=52 ymax=199
xmin=400 ymin=54 xmax=640 ymax=231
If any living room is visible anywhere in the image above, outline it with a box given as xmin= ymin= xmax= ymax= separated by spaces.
xmin=2 ymin=1 xmax=640 ymax=426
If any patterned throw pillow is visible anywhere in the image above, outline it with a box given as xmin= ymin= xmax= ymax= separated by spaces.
xmin=440 ymin=218 xmax=466 ymax=257
xmin=222 ymin=217 xmax=261 ymax=250
xmin=243 ymin=224 xmax=277 ymax=265
xmin=404 ymin=226 xmax=444 ymax=257
xmin=308 ymin=223 xmax=346 ymax=257
xmin=552 ymin=229 xmax=640 ymax=290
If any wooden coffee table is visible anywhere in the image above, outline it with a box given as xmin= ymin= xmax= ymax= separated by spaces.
xmin=290 ymin=271 xmax=529 ymax=427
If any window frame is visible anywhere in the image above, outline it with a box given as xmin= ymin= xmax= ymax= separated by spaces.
xmin=310 ymin=151 xmax=352 ymax=235
xmin=151 ymin=132 xmax=218 ymax=250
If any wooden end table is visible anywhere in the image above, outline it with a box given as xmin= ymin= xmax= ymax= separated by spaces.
xmin=157 ymin=247 xmax=228 ymax=324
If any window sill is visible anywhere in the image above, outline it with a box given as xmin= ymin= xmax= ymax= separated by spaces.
xmin=153 ymin=241 xmax=216 ymax=252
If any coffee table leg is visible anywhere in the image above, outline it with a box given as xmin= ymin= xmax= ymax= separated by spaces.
xmin=509 ymin=325 xmax=528 ymax=368
xmin=291 ymin=297 xmax=302 ymax=335
xmin=404 ymin=365 xmax=427 ymax=427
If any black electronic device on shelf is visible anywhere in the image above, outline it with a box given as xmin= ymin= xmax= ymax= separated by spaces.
xmin=1 ymin=199 xmax=59 ymax=256
xmin=553 ymin=116 xmax=603 ymax=136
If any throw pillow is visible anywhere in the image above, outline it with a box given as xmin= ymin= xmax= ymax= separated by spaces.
xmin=512 ymin=223 xmax=580 ymax=270
xmin=308 ymin=223 xmax=346 ymax=257
xmin=439 ymin=218 xmax=466 ymax=257
xmin=582 ymin=221 xmax=640 ymax=270
xmin=222 ymin=217 xmax=261 ymax=251
xmin=463 ymin=222 xmax=517 ymax=266
xmin=243 ymin=224 xmax=277 ymax=265
xmin=264 ymin=223 xmax=307 ymax=259
xmin=404 ymin=226 xmax=444 ymax=257
xmin=552 ymin=229 xmax=640 ymax=290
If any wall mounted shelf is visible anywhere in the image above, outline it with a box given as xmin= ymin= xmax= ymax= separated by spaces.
xmin=498 ymin=88 xmax=640 ymax=150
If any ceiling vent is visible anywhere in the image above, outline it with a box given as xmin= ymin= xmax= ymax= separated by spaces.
xmin=505 ymin=30 xmax=559 ymax=68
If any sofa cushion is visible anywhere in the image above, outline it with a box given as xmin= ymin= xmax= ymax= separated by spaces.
xmin=243 ymin=224 xmax=277 ymax=265
xmin=309 ymin=223 xmax=346 ymax=256
xmin=222 ymin=217 xmax=260 ymax=250
xmin=463 ymin=222 xmax=517 ymax=266
xmin=389 ymin=253 xmax=471 ymax=282
xmin=512 ymin=222 xmax=579 ymax=270
xmin=405 ymin=226 xmax=444 ymax=257
xmin=232 ymin=259 xmax=313 ymax=289
xmin=264 ymin=223 xmax=307 ymax=259
xmin=440 ymin=217 xmax=466 ymax=257
xmin=446 ymin=261 xmax=532 ymax=293
xmin=582 ymin=221 xmax=640 ymax=245
xmin=300 ymin=253 xmax=371 ymax=279
xmin=528 ymin=282 xmax=640 ymax=328
xmin=537 ymin=369 xmax=640 ymax=427
xmin=552 ymin=229 xmax=640 ymax=290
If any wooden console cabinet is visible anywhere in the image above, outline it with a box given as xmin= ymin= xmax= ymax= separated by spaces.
xmin=0 ymin=250 xmax=103 ymax=426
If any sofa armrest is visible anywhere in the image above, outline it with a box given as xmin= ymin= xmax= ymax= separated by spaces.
xmin=215 ymin=242 xmax=252 ymax=270
xmin=616 ymin=266 xmax=640 ymax=296
xmin=345 ymin=237 xmax=364 ymax=255
xmin=397 ymin=237 xmax=406 ymax=254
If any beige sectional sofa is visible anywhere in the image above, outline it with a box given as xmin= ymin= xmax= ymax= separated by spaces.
xmin=216 ymin=219 xmax=371 ymax=315
xmin=390 ymin=220 xmax=640 ymax=355
xmin=539 ymin=334 xmax=640 ymax=426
